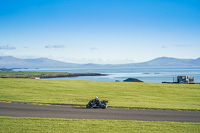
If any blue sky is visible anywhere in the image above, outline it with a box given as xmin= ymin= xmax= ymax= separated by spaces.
xmin=0 ymin=0 xmax=200 ymax=64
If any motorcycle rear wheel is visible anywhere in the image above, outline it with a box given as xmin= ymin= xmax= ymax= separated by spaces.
xmin=86 ymin=104 xmax=91 ymax=108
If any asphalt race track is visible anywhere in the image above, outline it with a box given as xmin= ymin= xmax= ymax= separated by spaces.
xmin=0 ymin=102 xmax=200 ymax=122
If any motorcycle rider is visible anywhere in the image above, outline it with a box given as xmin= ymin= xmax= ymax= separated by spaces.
xmin=93 ymin=96 xmax=101 ymax=106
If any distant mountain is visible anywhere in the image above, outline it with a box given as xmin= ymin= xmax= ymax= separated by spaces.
xmin=188 ymin=57 xmax=200 ymax=66
xmin=122 ymin=57 xmax=200 ymax=67
xmin=137 ymin=57 xmax=195 ymax=67
xmin=105 ymin=57 xmax=199 ymax=68
xmin=0 ymin=56 xmax=80 ymax=68
xmin=0 ymin=56 xmax=200 ymax=69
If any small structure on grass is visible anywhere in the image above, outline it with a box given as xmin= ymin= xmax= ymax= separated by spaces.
xmin=163 ymin=76 xmax=197 ymax=84
xmin=174 ymin=76 xmax=194 ymax=84
xmin=123 ymin=78 xmax=143 ymax=82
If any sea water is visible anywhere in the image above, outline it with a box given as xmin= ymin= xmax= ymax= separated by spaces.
xmin=14 ymin=67 xmax=200 ymax=83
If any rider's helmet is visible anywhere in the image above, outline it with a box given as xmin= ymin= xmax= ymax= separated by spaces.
xmin=95 ymin=96 xmax=98 ymax=100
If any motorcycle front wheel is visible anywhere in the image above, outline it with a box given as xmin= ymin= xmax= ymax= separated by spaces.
xmin=101 ymin=105 xmax=107 ymax=109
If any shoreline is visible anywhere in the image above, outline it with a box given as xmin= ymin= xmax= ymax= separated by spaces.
xmin=39 ymin=73 xmax=107 ymax=79
xmin=0 ymin=71 xmax=107 ymax=79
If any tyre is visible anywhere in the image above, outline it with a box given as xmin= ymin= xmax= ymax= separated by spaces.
xmin=86 ymin=104 xmax=91 ymax=108
xmin=101 ymin=105 xmax=107 ymax=109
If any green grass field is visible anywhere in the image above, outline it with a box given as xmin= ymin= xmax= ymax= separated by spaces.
xmin=0 ymin=116 xmax=199 ymax=133
xmin=0 ymin=78 xmax=200 ymax=110
xmin=0 ymin=78 xmax=200 ymax=132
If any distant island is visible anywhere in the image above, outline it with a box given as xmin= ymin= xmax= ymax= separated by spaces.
xmin=0 ymin=68 xmax=13 ymax=72
xmin=0 ymin=71 xmax=107 ymax=79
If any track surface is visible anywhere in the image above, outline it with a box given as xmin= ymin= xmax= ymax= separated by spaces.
xmin=0 ymin=102 xmax=200 ymax=122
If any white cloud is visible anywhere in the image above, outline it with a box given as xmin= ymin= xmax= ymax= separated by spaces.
xmin=161 ymin=46 xmax=168 ymax=48
xmin=0 ymin=44 xmax=16 ymax=50
xmin=45 ymin=44 xmax=65 ymax=49
xmin=90 ymin=47 xmax=98 ymax=51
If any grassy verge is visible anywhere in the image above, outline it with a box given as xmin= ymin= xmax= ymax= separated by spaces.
xmin=0 ymin=78 xmax=200 ymax=110
xmin=0 ymin=116 xmax=199 ymax=133
xmin=0 ymin=71 xmax=105 ymax=78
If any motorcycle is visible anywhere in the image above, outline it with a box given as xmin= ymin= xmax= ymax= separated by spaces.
xmin=86 ymin=100 xmax=108 ymax=109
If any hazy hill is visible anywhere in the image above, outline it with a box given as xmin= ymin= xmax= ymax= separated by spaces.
xmin=110 ymin=57 xmax=200 ymax=68
xmin=0 ymin=56 xmax=200 ymax=68
xmin=137 ymin=57 xmax=195 ymax=67
xmin=188 ymin=57 xmax=200 ymax=66
xmin=0 ymin=56 xmax=79 ymax=68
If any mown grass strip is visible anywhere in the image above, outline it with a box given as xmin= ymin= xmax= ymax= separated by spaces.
xmin=0 ymin=78 xmax=200 ymax=110
xmin=0 ymin=116 xmax=199 ymax=133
